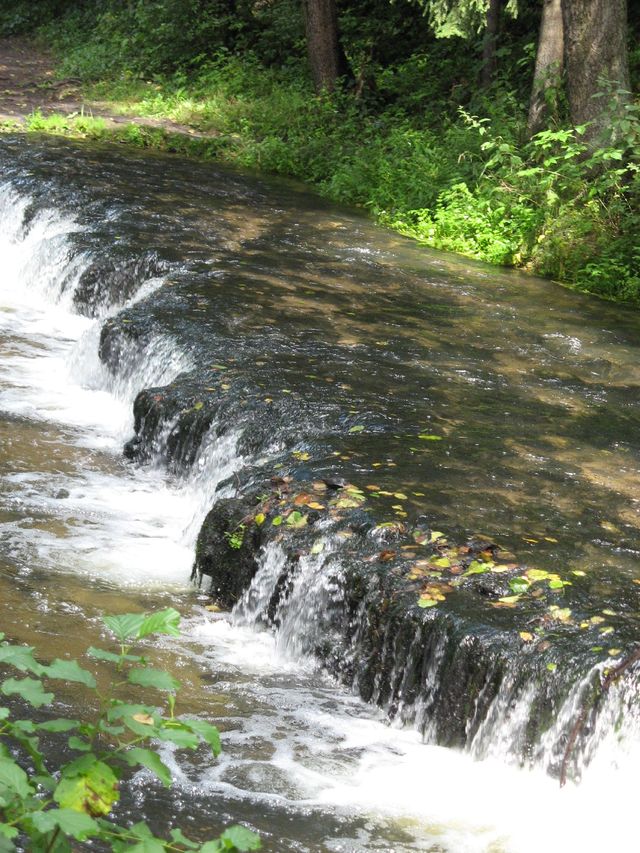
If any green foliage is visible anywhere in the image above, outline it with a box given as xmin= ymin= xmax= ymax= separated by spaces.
xmin=0 ymin=610 xmax=260 ymax=851
xmin=0 ymin=0 xmax=75 ymax=37
xmin=10 ymin=0 xmax=640 ymax=302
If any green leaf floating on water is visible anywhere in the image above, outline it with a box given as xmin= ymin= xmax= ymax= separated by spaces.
xmin=463 ymin=560 xmax=489 ymax=576
xmin=418 ymin=434 xmax=442 ymax=440
xmin=349 ymin=425 xmax=365 ymax=433
xmin=286 ymin=511 xmax=307 ymax=528
xmin=509 ymin=577 xmax=530 ymax=595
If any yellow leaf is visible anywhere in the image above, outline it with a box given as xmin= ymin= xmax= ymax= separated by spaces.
xmin=519 ymin=631 xmax=534 ymax=642
xmin=132 ymin=713 xmax=155 ymax=726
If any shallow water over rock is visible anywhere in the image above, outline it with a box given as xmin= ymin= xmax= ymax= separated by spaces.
xmin=0 ymin=134 xmax=638 ymax=851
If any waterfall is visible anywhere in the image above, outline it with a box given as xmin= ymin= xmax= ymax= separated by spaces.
xmin=1 ymin=160 xmax=638 ymax=852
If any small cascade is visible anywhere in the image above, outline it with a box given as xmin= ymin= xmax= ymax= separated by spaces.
xmin=1 ymin=137 xmax=639 ymax=851
xmin=0 ymin=180 xmax=244 ymax=586
xmin=234 ymin=537 xmax=347 ymax=661
xmin=229 ymin=534 xmax=640 ymax=784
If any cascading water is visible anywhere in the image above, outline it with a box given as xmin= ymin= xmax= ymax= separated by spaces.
xmin=1 ymin=135 xmax=639 ymax=852
xmin=0 ymin=180 xmax=240 ymax=585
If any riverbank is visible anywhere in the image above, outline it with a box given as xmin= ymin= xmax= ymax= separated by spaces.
xmin=1 ymin=33 xmax=639 ymax=305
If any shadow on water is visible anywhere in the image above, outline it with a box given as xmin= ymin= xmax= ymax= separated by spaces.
xmin=0 ymin=134 xmax=639 ymax=851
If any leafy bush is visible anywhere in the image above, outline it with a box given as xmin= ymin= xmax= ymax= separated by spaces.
xmin=0 ymin=608 xmax=261 ymax=852
xmin=15 ymin=1 xmax=640 ymax=302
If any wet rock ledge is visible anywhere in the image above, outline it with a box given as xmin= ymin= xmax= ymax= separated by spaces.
xmin=191 ymin=467 xmax=639 ymax=779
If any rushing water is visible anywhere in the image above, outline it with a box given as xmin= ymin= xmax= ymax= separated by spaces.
xmin=0 ymin=134 xmax=638 ymax=851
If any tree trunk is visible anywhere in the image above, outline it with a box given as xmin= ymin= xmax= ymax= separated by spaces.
xmin=562 ymin=0 xmax=630 ymax=141
xmin=480 ymin=0 xmax=502 ymax=88
xmin=528 ymin=0 xmax=564 ymax=136
xmin=302 ymin=0 xmax=346 ymax=93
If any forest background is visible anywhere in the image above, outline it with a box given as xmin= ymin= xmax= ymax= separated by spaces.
xmin=2 ymin=0 xmax=639 ymax=303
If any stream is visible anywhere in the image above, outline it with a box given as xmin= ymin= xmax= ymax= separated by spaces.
xmin=0 ymin=134 xmax=638 ymax=852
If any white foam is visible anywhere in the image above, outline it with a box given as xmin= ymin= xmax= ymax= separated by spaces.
xmin=0 ymin=184 xmax=241 ymax=587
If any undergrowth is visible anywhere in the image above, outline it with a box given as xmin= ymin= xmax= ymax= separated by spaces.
xmin=0 ymin=608 xmax=261 ymax=851
xmin=4 ymin=1 xmax=640 ymax=302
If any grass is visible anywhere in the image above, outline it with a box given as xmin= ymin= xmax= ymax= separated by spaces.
xmin=4 ymin=39 xmax=640 ymax=304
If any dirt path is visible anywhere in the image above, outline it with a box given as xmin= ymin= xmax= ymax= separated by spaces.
xmin=0 ymin=37 xmax=216 ymax=138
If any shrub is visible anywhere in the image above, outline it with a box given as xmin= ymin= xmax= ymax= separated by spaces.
xmin=0 ymin=608 xmax=261 ymax=851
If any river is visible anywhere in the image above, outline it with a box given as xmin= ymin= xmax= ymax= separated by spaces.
xmin=0 ymin=134 xmax=638 ymax=851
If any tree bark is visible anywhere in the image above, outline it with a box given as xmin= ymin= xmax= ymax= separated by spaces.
xmin=562 ymin=0 xmax=630 ymax=141
xmin=302 ymin=0 xmax=347 ymax=93
xmin=480 ymin=0 xmax=502 ymax=88
xmin=528 ymin=0 xmax=564 ymax=135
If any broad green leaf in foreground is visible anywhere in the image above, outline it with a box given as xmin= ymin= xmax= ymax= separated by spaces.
xmin=0 ymin=757 xmax=33 ymax=798
xmin=30 ymin=808 xmax=99 ymax=840
xmin=128 ymin=667 xmax=180 ymax=692
xmin=1 ymin=677 xmax=53 ymax=708
xmin=122 ymin=748 xmax=172 ymax=787
xmin=54 ymin=759 xmax=119 ymax=816
xmin=45 ymin=659 xmax=97 ymax=688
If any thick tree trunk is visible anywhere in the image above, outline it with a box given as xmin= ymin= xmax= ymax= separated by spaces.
xmin=480 ymin=0 xmax=502 ymax=88
xmin=528 ymin=0 xmax=564 ymax=135
xmin=302 ymin=0 xmax=346 ymax=93
xmin=562 ymin=0 xmax=630 ymax=141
